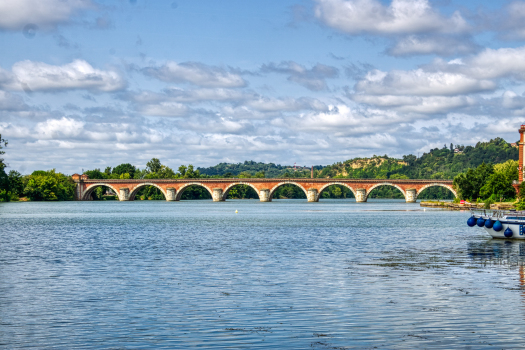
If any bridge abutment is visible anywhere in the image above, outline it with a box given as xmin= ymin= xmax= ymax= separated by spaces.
xmin=212 ymin=188 xmax=225 ymax=202
xmin=119 ymin=188 xmax=130 ymax=201
xmin=259 ymin=189 xmax=271 ymax=202
xmin=307 ymin=188 xmax=319 ymax=202
xmin=405 ymin=189 xmax=417 ymax=203
xmin=166 ymin=187 xmax=177 ymax=201
xmin=356 ymin=188 xmax=367 ymax=203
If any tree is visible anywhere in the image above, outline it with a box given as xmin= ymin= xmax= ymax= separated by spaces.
xmin=180 ymin=164 xmax=200 ymax=179
xmin=0 ymin=135 xmax=8 ymax=200
xmin=493 ymin=159 xmax=518 ymax=181
xmin=112 ymin=163 xmax=136 ymax=179
xmin=84 ymin=168 xmax=107 ymax=179
xmin=24 ymin=170 xmax=75 ymax=201
xmin=480 ymin=172 xmax=516 ymax=201
xmin=453 ymin=162 xmax=494 ymax=200
xmin=146 ymin=158 xmax=162 ymax=173
xmin=390 ymin=174 xmax=409 ymax=179
xmin=8 ymin=171 xmax=23 ymax=197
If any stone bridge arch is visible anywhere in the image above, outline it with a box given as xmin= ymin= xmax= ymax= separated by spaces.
xmin=129 ymin=183 xmax=168 ymax=201
xmin=82 ymin=183 xmax=122 ymax=201
xmin=222 ymin=182 xmax=261 ymax=201
xmin=365 ymin=182 xmax=407 ymax=202
xmin=318 ymin=182 xmax=357 ymax=200
xmin=416 ymin=183 xmax=457 ymax=199
xmin=175 ymin=182 xmax=214 ymax=201
xmin=269 ymin=182 xmax=308 ymax=200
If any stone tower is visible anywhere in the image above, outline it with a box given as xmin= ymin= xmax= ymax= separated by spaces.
xmin=519 ymin=125 xmax=525 ymax=182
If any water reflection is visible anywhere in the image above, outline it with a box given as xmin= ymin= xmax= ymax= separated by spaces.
xmin=468 ymin=240 xmax=525 ymax=266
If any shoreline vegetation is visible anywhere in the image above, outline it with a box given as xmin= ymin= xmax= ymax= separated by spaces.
xmin=1 ymin=135 xmax=524 ymax=204
xmin=420 ymin=200 xmax=516 ymax=210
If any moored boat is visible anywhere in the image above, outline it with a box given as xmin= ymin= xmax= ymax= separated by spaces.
xmin=468 ymin=209 xmax=525 ymax=239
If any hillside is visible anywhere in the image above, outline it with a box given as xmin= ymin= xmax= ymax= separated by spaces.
xmin=198 ymin=161 xmax=323 ymax=178
xmin=320 ymin=138 xmax=518 ymax=180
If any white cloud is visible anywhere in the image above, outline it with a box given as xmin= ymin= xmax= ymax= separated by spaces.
xmin=1 ymin=59 xmax=125 ymax=92
xmin=163 ymin=88 xmax=252 ymax=102
xmin=0 ymin=91 xmax=27 ymax=111
xmin=314 ymin=0 xmax=468 ymax=35
xmin=246 ymin=97 xmax=328 ymax=112
xmin=261 ymin=61 xmax=338 ymax=91
xmin=289 ymin=105 xmax=416 ymax=136
xmin=143 ymin=61 xmax=246 ymax=88
xmin=34 ymin=117 xmax=85 ymax=139
xmin=354 ymin=69 xmax=494 ymax=96
xmin=0 ymin=0 xmax=92 ymax=30
xmin=463 ymin=47 xmax=525 ymax=80
xmin=388 ymin=35 xmax=478 ymax=57
xmin=352 ymin=95 xmax=474 ymax=114
xmin=491 ymin=1 xmax=525 ymax=40
xmin=137 ymin=102 xmax=189 ymax=117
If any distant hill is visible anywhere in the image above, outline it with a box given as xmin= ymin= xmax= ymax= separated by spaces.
xmin=197 ymin=161 xmax=323 ymax=178
xmin=320 ymin=138 xmax=518 ymax=180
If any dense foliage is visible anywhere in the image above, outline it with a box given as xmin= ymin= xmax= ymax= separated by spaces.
xmin=453 ymin=160 xmax=518 ymax=202
xmin=198 ymin=160 xmax=321 ymax=178
xmin=24 ymin=170 xmax=76 ymax=201
xmin=321 ymin=138 xmax=518 ymax=181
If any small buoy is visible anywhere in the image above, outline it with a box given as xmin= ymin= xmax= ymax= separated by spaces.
xmin=493 ymin=220 xmax=503 ymax=232
xmin=235 ymin=210 xmax=238 ymax=213
xmin=467 ymin=216 xmax=477 ymax=227
xmin=485 ymin=219 xmax=493 ymax=229
xmin=504 ymin=227 xmax=513 ymax=238
xmin=476 ymin=217 xmax=485 ymax=227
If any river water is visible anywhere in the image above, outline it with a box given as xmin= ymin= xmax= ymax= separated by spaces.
xmin=1 ymin=199 xmax=525 ymax=349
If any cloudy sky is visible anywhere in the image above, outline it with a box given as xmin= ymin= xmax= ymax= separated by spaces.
xmin=1 ymin=0 xmax=525 ymax=174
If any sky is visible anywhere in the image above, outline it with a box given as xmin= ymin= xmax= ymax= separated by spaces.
xmin=1 ymin=0 xmax=525 ymax=174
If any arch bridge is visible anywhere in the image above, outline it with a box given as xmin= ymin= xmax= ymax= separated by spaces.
xmin=73 ymin=176 xmax=456 ymax=203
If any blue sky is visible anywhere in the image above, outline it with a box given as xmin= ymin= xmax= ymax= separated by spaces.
xmin=2 ymin=0 xmax=525 ymax=174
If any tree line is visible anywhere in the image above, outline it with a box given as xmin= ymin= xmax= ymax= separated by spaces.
xmin=0 ymin=133 xmax=522 ymax=202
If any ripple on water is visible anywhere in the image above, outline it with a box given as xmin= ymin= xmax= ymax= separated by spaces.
xmin=1 ymin=199 xmax=525 ymax=349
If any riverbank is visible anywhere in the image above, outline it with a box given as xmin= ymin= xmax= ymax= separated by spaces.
xmin=420 ymin=200 xmax=515 ymax=210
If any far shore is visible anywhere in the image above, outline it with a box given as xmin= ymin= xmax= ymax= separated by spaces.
xmin=420 ymin=200 xmax=515 ymax=210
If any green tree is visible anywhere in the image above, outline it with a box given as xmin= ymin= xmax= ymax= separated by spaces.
xmin=179 ymin=164 xmax=200 ymax=179
xmin=84 ymin=168 xmax=107 ymax=179
xmin=146 ymin=158 xmax=162 ymax=173
xmin=24 ymin=170 xmax=75 ymax=201
xmin=8 ymin=171 xmax=23 ymax=197
xmin=0 ymin=135 xmax=9 ymax=201
xmin=453 ymin=162 xmax=494 ymax=200
xmin=480 ymin=172 xmax=516 ymax=201
xmin=390 ymin=173 xmax=409 ymax=179
xmin=493 ymin=159 xmax=519 ymax=181
xmin=112 ymin=163 xmax=136 ymax=178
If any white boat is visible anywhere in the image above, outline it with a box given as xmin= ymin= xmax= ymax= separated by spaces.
xmin=468 ymin=209 xmax=525 ymax=239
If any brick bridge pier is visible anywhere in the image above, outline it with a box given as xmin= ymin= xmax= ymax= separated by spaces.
xmin=72 ymin=175 xmax=456 ymax=203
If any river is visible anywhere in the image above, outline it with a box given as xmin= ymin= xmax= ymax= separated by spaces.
xmin=1 ymin=199 xmax=525 ymax=349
